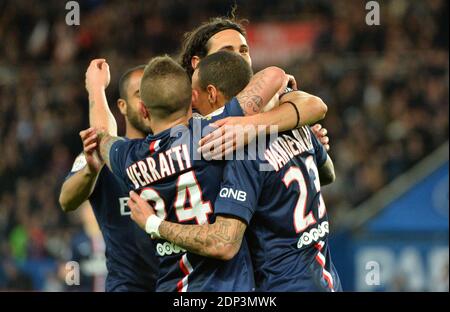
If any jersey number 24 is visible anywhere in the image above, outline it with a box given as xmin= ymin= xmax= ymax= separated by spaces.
xmin=139 ymin=171 xmax=212 ymax=225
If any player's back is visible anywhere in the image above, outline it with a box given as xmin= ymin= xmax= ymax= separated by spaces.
xmin=110 ymin=107 xmax=255 ymax=292
xmin=215 ymin=126 xmax=341 ymax=292
xmin=65 ymin=157 xmax=158 ymax=292
xmin=253 ymin=127 xmax=341 ymax=291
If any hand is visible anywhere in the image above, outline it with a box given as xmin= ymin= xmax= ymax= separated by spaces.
xmin=79 ymin=127 xmax=104 ymax=174
xmin=85 ymin=59 xmax=110 ymax=93
xmin=311 ymin=124 xmax=330 ymax=151
xmin=277 ymin=74 xmax=298 ymax=97
xmin=198 ymin=116 xmax=263 ymax=159
xmin=286 ymin=74 xmax=298 ymax=90
xmin=128 ymin=190 xmax=156 ymax=230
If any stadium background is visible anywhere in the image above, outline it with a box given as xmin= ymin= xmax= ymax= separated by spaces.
xmin=0 ymin=0 xmax=448 ymax=291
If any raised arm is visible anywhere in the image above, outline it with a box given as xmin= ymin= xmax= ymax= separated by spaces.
xmin=85 ymin=59 xmax=117 ymax=136
xmin=276 ymin=90 xmax=328 ymax=129
xmin=236 ymin=66 xmax=287 ymax=115
xmin=241 ymin=90 xmax=327 ymax=133
xmin=59 ymin=59 xmax=117 ymax=213
xmin=128 ymin=191 xmax=247 ymax=261
xmin=198 ymin=90 xmax=328 ymax=159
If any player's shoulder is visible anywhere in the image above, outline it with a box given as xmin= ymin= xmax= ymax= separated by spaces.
xmin=115 ymin=136 xmax=140 ymax=146
xmin=188 ymin=115 xmax=218 ymax=140
xmin=192 ymin=96 xmax=242 ymax=123
xmin=109 ymin=136 xmax=149 ymax=168
xmin=112 ymin=136 xmax=145 ymax=153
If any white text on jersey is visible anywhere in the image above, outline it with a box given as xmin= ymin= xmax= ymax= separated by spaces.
xmin=264 ymin=127 xmax=313 ymax=172
xmin=126 ymin=144 xmax=192 ymax=189
xmin=219 ymin=187 xmax=247 ymax=202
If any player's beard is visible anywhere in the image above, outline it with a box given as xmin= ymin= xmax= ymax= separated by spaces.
xmin=127 ymin=105 xmax=152 ymax=135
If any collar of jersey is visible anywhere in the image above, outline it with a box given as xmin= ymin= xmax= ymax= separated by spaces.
xmin=144 ymin=122 xmax=191 ymax=143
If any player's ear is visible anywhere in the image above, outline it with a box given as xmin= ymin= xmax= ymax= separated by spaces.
xmin=139 ymin=100 xmax=149 ymax=119
xmin=191 ymin=56 xmax=200 ymax=72
xmin=191 ymin=89 xmax=199 ymax=108
xmin=206 ymin=85 xmax=217 ymax=106
xmin=117 ymin=99 xmax=127 ymax=116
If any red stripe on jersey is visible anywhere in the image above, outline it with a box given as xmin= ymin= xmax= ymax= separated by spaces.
xmin=149 ymin=141 xmax=156 ymax=154
xmin=315 ymin=254 xmax=325 ymax=267
xmin=176 ymin=256 xmax=190 ymax=292
xmin=323 ymin=270 xmax=334 ymax=290
xmin=176 ymin=279 xmax=184 ymax=292
xmin=314 ymin=242 xmax=324 ymax=251
xmin=179 ymin=257 xmax=190 ymax=276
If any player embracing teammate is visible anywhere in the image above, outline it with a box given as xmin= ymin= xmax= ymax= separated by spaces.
xmin=128 ymin=50 xmax=342 ymax=292
xmin=63 ymin=15 xmax=340 ymax=291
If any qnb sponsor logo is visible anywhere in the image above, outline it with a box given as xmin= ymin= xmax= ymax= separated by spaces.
xmin=156 ymin=241 xmax=186 ymax=256
xmin=297 ymin=221 xmax=329 ymax=249
xmin=219 ymin=187 xmax=247 ymax=202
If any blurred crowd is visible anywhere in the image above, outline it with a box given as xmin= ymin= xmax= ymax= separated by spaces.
xmin=0 ymin=0 xmax=448 ymax=290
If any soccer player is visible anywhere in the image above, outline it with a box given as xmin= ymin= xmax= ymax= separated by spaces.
xmin=92 ymin=54 xmax=327 ymax=291
xmin=178 ymin=16 xmax=330 ymax=156
xmin=179 ymin=16 xmax=253 ymax=79
xmin=128 ymin=52 xmax=341 ymax=292
xmin=84 ymin=17 xmax=330 ymax=161
xmin=59 ymin=64 xmax=158 ymax=292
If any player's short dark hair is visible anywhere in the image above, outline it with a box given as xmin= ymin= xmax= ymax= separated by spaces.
xmin=118 ymin=65 xmax=146 ymax=101
xmin=140 ymin=55 xmax=192 ymax=120
xmin=197 ymin=50 xmax=252 ymax=101
xmin=179 ymin=16 xmax=247 ymax=79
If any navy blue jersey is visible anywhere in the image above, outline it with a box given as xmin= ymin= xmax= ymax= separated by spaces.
xmin=69 ymin=230 xmax=106 ymax=292
xmin=109 ymin=98 xmax=255 ymax=292
xmin=214 ymin=126 xmax=342 ymax=292
xmin=66 ymin=155 xmax=158 ymax=292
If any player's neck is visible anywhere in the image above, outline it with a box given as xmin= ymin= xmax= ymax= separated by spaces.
xmin=199 ymin=99 xmax=226 ymax=116
xmin=151 ymin=112 xmax=192 ymax=135
xmin=125 ymin=121 xmax=146 ymax=139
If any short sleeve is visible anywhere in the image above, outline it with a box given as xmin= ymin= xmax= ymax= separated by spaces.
xmin=208 ymin=97 xmax=245 ymax=123
xmin=214 ymin=157 xmax=263 ymax=225
xmin=223 ymin=97 xmax=245 ymax=117
xmin=192 ymin=97 xmax=246 ymax=141
xmin=64 ymin=153 xmax=87 ymax=180
xmin=108 ymin=139 xmax=134 ymax=182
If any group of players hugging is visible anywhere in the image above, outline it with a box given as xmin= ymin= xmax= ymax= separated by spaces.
xmin=59 ymin=16 xmax=342 ymax=292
